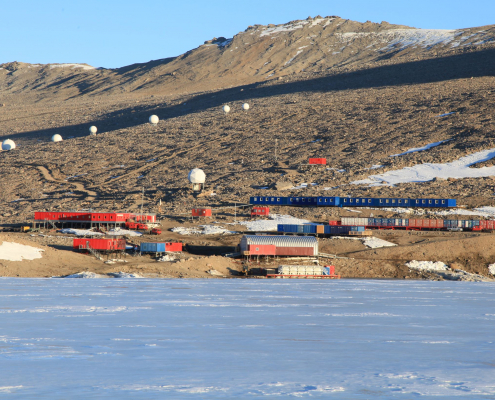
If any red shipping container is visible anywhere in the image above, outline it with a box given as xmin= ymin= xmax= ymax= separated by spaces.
xmin=165 ymin=242 xmax=183 ymax=252
xmin=248 ymin=244 xmax=276 ymax=255
xmin=73 ymin=238 xmax=126 ymax=251
xmin=309 ymin=158 xmax=327 ymax=165
xmin=275 ymin=247 xmax=314 ymax=256
xmin=192 ymin=208 xmax=212 ymax=217
xmin=328 ymin=220 xmax=340 ymax=226
xmin=132 ymin=214 xmax=157 ymax=223
xmin=326 ymin=265 xmax=336 ymax=275
xmin=251 ymin=207 xmax=269 ymax=217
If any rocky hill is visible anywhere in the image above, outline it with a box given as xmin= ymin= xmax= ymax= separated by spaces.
xmin=2 ymin=16 xmax=494 ymax=101
xmin=2 ymin=16 xmax=495 ymax=278
xmin=0 ymin=16 xmax=495 ymax=222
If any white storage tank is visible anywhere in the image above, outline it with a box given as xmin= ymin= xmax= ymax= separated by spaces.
xmin=52 ymin=134 xmax=63 ymax=142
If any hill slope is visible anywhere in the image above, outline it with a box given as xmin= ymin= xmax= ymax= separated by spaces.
xmin=1 ymin=16 xmax=495 ymax=278
xmin=1 ymin=16 xmax=494 ymax=101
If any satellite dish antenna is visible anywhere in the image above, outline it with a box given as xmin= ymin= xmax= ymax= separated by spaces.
xmin=52 ymin=134 xmax=63 ymax=142
xmin=1 ymin=139 xmax=15 ymax=151
xmin=223 ymin=105 xmax=230 ymax=114
xmin=188 ymin=168 xmax=206 ymax=193
xmin=89 ymin=126 xmax=97 ymax=135
xmin=242 ymin=103 xmax=250 ymax=111
xmin=149 ymin=115 xmax=159 ymax=125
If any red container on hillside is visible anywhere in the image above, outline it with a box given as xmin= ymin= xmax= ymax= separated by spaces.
xmin=166 ymin=242 xmax=183 ymax=252
xmin=251 ymin=207 xmax=269 ymax=217
xmin=133 ymin=214 xmax=157 ymax=223
xmin=73 ymin=238 xmax=126 ymax=251
xmin=309 ymin=158 xmax=327 ymax=165
xmin=192 ymin=208 xmax=212 ymax=217
xmin=328 ymin=220 xmax=340 ymax=226
xmin=480 ymin=220 xmax=495 ymax=230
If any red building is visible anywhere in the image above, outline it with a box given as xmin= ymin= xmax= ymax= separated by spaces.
xmin=251 ymin=207 xmax=269 ymax=217
xmin=191 ymin=208 xmax=212 ymax=217
xmin=73 ymin=238 xmax=126 ymax=252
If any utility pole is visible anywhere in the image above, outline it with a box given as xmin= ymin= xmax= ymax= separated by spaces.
xmin=140 ymin=187 xmax=144 ymax=216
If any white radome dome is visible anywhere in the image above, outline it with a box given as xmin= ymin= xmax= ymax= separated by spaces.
xmin=188 ymin=168 xmax=206 ymax=184
xmin=52 ymin=134 xmax=63 ymax=142
xmin=223 ymin=105 xmax=230 ymax=113
xmin=149 ymin=115 xmax=159 ymax=125
xmin=89 ymin=126 xmax=97 ymax=135
xmin=2 ymin=139 xmax=15 ymax=151
xmin=242 ymin=103 xmax=250 ymax=110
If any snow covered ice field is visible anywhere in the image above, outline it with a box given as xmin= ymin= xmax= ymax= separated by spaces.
xmin=1 ymin=279 xmax=494 ymax=399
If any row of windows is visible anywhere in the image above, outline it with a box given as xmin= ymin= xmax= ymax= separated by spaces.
xmin=253 ymin=197 xmax=448 ymax=205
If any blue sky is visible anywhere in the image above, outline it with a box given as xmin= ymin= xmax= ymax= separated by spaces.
xmin=2 ymin=0 xmax=493 ymax=68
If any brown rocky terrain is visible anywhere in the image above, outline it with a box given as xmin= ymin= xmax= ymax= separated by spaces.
xmin=1 ymin=16 xmax=495 ymax=279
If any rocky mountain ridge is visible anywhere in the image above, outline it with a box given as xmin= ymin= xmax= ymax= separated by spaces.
xmin=1 ymin=16 xmax=495 ymax=101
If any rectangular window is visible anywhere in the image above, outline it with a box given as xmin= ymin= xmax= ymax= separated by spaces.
xmin=398 ymin=199 xmax=402 ymax=204
xmin=422 ymin=200 xmax=426 ymax=204
xmin=344 ymin=199 xmax=347 ymax=203
xmin=277 ymin=198 xmax=280 ymax=201
xmin=380 ymin=200 xmax=383 ymax=204
xmin=392 ymin=199 xmax=396 ymax=204
xmin=386 ymin=200 xmax=389 ymax=204
xmin=368 ymin=199 xmax=372 ymax=203
xmin=271 ymin=198 xmax=274 ymax=201
xmin=442 ymin=200 xmax=445 ymax=204
xmin=435 ymin=200 xmax=438 ymax=204
xmin=429 ymin=200 xmax=432 ymax=204
xmin=254 ymin=197 xmax=257 ymax=201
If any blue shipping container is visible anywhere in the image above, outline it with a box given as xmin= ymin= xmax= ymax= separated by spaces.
xmin=141 ymin=242 xmax=166 ymax=253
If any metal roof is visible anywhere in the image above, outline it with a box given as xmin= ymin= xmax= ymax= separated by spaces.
xmin=241 ymin=235 xmax=317 ymax=247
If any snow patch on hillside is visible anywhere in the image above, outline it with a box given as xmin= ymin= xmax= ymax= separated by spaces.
xmin=59 ymin=228 xmax=103 ymax=236
xmin=49 ymin=63 xmax=96 ymax=70
xmin=260 ymin=20 xmax=309 ymax=37
xmin=235 ymin=214 xmax=312 ymax=232
xmin=0 ymin=242 xmax=44 ymax=261
xmin=172 ymin=225 xmax=237 ymax=235
xmin=352 ymin=147 xmax=495 ymax=186
xmin=380 ymin=29 xmax=456 ymax=50
xmin=362 ymin=237 xmax=397 ymax=248
xmin=406 ymin=260 xmax=449 ymax=272
xmin=390 ymin=140 xmax=448 ymax=157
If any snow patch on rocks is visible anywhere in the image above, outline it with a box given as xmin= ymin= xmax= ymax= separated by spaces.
xmin=106 ymin=228 xmax=143 ymax=237
xmin=108 ymin=272 xmax=144 ymax=278
xmin=352 ymin=147 xmax=495 ymax=186
xmin=406 ymin=260 xmax=449 ymax=272
xmin=407 ymin=261 xmax=492 ymax=281
xmin=235 ymin=214 xmax=312 ymax=232
xmin=63 ymin=271 xmax=107 ymax=279
xmin=172 ymin=225 xmax=237 ymax=235
xmin=362 ymin=237 xmax=397 ymax=248
xmin=0 ymin=242 xmax=44 ymax=261
xmin=58 ymin=228 xmax=102 ymax=236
